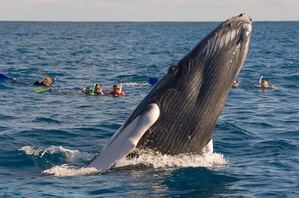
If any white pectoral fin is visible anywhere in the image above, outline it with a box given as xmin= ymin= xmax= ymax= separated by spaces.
xmin=88 ymin=103 xmax=160 ymax=171
xmin=202 ymin=139 xmax=213 ymax=154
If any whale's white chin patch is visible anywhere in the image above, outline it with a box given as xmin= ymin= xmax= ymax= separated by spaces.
xmin=88 ymin=103 xmax=160 ymax=171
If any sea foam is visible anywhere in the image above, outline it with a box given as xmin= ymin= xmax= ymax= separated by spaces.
xmin=114 ymin=150 xmax=228 ymax=169
xmin=41 ymin=149 xmax=227 ymax=177
xmin=42 ymin=165 xmax=99 ymax=176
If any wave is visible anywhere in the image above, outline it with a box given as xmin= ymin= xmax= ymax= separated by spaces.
xmin=18 ymin=145 xmax=93 ymax=163
xmin=122 ymin=82 xmax=149 ymax=86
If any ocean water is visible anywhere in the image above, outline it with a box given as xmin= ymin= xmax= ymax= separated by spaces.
xmin=0 ymin=21 xmax=298 ymax=197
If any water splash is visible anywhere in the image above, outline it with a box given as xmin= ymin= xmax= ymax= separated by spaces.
xmin=122 ymin=82 xmax=149 ymax=86
xmin=114 ymin=150 xmax=228 ymax=169
xmin=42 ymin=149 xmax=227 ymax=177
xmin=42 ymin=165 xmax=99 ymax=177
xmin=18 ymin=145 xmax=44 ymax=156
xmin=18 ymin=145 xmax=92 ymax=162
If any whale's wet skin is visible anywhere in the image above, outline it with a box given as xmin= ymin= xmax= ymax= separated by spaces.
xmin=89 ymin=14 xmax=252 ymax=171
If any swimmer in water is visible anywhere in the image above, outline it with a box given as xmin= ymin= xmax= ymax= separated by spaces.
xmin=83 ymin=86 xmax=93 ymax=94
xmin=94 ymin=83 xmax=104 ymax=95
xmin=33 ymin=76 xmax=53 ymax=87
xmin=83 ymin=83 xmax=104 ymax=95
xmin=256 ymin=76 xmax=271 ymax=89
xmin=260 ymin=79 xmax=270 ymax=89
xmin=108 ymin=83 xmax=126 ymax=97
xmin=232 ymin=79 xmax=239 ymax=88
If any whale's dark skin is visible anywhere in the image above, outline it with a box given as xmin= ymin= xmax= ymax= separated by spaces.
xmin=118 ymin=14 xmax=252 ymax=155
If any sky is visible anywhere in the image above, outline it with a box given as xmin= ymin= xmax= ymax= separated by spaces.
xmin=0 ymin=0 xmax=298 ymax=21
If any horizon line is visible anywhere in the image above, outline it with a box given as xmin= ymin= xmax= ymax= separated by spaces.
xmin=0 ymin=19 xmax=298 ymax=23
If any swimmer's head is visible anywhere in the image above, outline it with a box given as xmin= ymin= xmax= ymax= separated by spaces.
xmin=232 ymin=79 xmax=239 ymax=88
xmin=94 ymin=83 xmax=103 ymax=95
xmin=43 ymin=76 xmax=52 ymax=87
xmin=261 ymin=79 xmax=269 ymax=88
xmin=113 ymin=83 xmax=122 ymax=93
xmin=84 ymin=86 xmax=92 ymax=94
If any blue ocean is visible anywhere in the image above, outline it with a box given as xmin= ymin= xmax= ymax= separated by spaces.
xmin=0 ymin=21 xmax=298 ymax=197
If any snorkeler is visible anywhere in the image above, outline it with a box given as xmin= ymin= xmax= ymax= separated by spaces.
xmin=83 ymin=83 xmax=104 ymax=96
xmin=33 ymin=76 xmax=53 ymax=87
xmin=260 ymin=79 xmax=270 ymax=89
xmin=256 ymin=76 xmax=271 ymax=89
xmin=108 ymin=83 xmax=125 ymax=97
xmin=83 ymin=86 xmax=93 ymax=94
xmin=232 ymin=79 xmax=239 ymax=88
xmin=94 ymin=83 xmax=104 ymax=95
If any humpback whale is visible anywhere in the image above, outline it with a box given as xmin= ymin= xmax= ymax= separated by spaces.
xmin=89 ymin=14 xmax=252 ymax=171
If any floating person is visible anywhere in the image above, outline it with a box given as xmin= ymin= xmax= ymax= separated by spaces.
xmin=83 ymin=86 xmax=93 ymax=95
xmin=33 ymin=76 xmax=53 ymax=87
xmin=260 ymin=79 xmax=270 ymax=89
xmin=82 ymin=83 xmax=104 ymax=96
xmin=108 ymin=83 xmax=125 ymax=97
xmin=232 ymin=79 xmax=239 ymax=88
xmin=256 ymin=76 xmax=272 ymax=89
xmin=94 ymin=83 xmax=104 ymax=95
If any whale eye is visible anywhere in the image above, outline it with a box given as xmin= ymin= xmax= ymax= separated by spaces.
xmin=168 ymin=65 xmax=177 ymax=74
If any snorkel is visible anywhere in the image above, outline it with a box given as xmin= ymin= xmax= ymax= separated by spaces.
xmin=258 ymin=76 xmax=263 ymax=85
